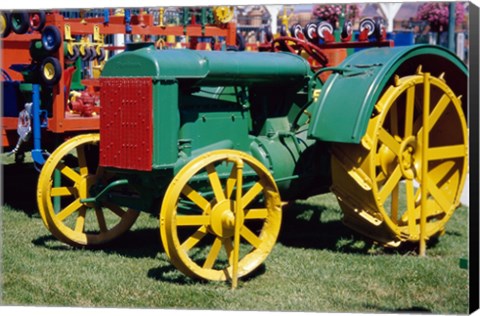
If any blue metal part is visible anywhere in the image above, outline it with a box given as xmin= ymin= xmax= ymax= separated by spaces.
xmin=31 ymin=84 xmax=47 ymax=165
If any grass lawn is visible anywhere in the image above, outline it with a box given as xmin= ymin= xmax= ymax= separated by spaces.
xmin=0 ymin=153 xmax=470 ymax=314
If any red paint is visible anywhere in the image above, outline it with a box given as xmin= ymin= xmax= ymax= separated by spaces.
xmin=99 ymin=77 xmax=153 ymax=171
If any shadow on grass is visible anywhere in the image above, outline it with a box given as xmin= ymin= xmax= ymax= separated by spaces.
xmin=2 ymin=161 xmax=40 ymax=216
xmin=364 ymin=304 xmax=432 ymax=313
xmin=278 ymin=200 xmax=441 ymax=255
xmin=32 ymin=227 xmax=162 ymax=259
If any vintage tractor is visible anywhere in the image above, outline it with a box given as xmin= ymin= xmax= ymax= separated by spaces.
xmin=36 ymin=41 xmax=468 ymax=287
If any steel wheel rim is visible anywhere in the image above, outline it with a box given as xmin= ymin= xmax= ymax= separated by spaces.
xmin=331 ymin=71 xmax=467 ymax=245
xmin=160 ymin=149 xmax=282 ymax=281
xmin=37 ymin=134 xmax=140 ymax=246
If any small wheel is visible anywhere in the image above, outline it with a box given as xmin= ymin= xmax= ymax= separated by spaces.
xmin=303 ymin=22 xmax=318 ymax=42
xmin=331 ymin=71 xmax=468 ymax=246
xmin=160 ymin=149 xmax=282 ymax=281
xmin=37 ymin=134 xmax=140 ymax=246
xmin=341 ymin=20 xmax=353 ymax=40
xmin=1 ymin=12 xmax=12 ymax=38
xmin=290 ymin=23 xmax=303 ymax=40
xmin=29 ymin=11 xmax=46 ymax=32
xmin=359 ymin=18 xmax=375 ymax=37
xmin=40 ymin=56 xmax=62 ymax=86
xmin=41 ymin=25 xmax=62 ymax=52
xmin=373 ymin=17 xmax=386 ymax=41
xmin=279 ymin=24 xmax=287 ymax=36
xmin=317 ymin=21 xmax=334 ymax=40
xmin=10 ymin=11 xmax=30 ymax=34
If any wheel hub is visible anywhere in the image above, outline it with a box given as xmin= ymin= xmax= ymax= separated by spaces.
xmin=75 ymin=174 xmax=97 ymax=207
xmin=209 ymin=199 xmax=244 ymax=238
xmin=398 ymin=136 xmax=418 ymax=180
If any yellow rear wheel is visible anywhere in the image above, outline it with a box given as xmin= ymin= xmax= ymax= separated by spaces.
xmin=37 ymin=134 xmax=139 ymax=246
xmin=160 ymin=149 xmax=282 ymax=282
xmin=331 ymin=71 xmax=467 ymax=246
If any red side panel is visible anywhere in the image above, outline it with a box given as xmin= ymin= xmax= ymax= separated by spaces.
xmin=99 ymin=77 xmax=153 ymax=171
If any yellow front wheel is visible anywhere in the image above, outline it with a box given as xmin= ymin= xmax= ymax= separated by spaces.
xmin=37 ymin=134 xmax=140 ymax=246
xmin=160 ymin=150 xmax=282 ymax=283
xmin=331 ymin=70 xmax=468 ymax=246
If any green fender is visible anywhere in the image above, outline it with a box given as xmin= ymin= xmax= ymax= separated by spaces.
xmin=307 ymin=44 xmax=468 ymax=144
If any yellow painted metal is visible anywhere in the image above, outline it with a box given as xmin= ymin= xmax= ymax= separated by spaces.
xmin=420 ymin=72 xmax=430 ymax=256
xmin=43 ymin=62 xmax=55 ymax=80
xmin=159 ymin=149 xmax=282 ymax=283
xmin=213 ymin=6 xmax=234 ymax=24
xmin=231 ymin=157 xmax=244 ymax=289
xmin=37 ymin=134 xmax=140 ymax=246
xmin=330 ymin=71 xmax=468 ymax=247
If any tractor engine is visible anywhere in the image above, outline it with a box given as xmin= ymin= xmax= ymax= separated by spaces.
xmin=99 ymin=43 xmax=330 ymax=202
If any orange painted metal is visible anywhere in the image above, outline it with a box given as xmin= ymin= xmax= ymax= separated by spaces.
xmin=1 ymin=11 xmax=237 ymax=142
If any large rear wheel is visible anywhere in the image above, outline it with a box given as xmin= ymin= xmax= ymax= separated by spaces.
xmin=331 ymin=70 xmax=468 ymax=247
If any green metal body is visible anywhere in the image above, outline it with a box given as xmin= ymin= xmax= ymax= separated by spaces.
xmin=307 ymin=44 xmax=468 ymax=143
xmin=98 ymin=43 xmax=467 ymax=214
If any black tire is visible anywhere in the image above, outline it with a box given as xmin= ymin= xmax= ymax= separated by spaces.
xmin=1 ymin=12 xmax=12 ymax=38
xmin=359 ymin=18 xmax=375 ymax=37
xmin=341 ymin=20 xmax=353 ymax=39
xmin=30 ymin=11 xmax=46 ymax=32
xmin=40 ymin=56 xmax=62 ymax=86
xmin=290 ymin=23 xmax=303 ymax=39
xmin=303 ymin=22 xmax=318 ymax=42
xmin=41 ymin=25 xmax=62 ymax=52
xmin=11 ymin=11 xmax=30 ymax=34
xmin=373 ymin=17 xmax=386 ymax=41
xmin=317 ymin=21 xmax=333 ymax=39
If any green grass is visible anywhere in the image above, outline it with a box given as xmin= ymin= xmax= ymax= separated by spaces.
xmin=0 ymin=154 xmax=470 ymax=313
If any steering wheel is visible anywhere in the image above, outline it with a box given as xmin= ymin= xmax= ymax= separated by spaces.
xmin=271 ymin=36 xmax=329 ymax=70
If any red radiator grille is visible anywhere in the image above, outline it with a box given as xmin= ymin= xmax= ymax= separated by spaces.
xmin=99 ymin=77 xmax=153 ymax=171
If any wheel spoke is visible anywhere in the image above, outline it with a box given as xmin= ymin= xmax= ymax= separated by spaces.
xmin=427 ymin=175 xmax=451 ymax=214
xmin=50 ymin=186 xmax=76 ymax=197
xmin=428 ymin=93 xmax=451 ymax=131
xmin=378 ymin=165 xmax=402 ymax=204
xmin=57 ymin=162 xmax=83 ymax=184
xmin=95 ymin=206 xmax=108 ymax=233
xmin=206 ymin=163 xmax=226 ymax=202
xmin=57 ymin=198 xmax=82 ymax=221
xmin=378 ymin=127 xmax=401 ymax=156
xmin=182 ymin=184 xmax=211 ymax=212
xmin=404 ymin=85 xmax=415 ymax=137
xmin=176 ymin=215 xmax=210 ymax=226
xmin=417 ymin=94 xmax=451 ymax=139
xmin=180 ymin=225 xmax=208 ymax=252
xmin=240 ymin=226 xmax=262 ymax=248
xmin=74 ymin=206 xmax=86 ymax=233
xmin=203 ymin=237 xmax=222 ymax=269
xmin=241 ymin=182 xmax=264 ymax=208
xmin=244 ymin=208 xmax=268 ymax=220
xmin=76 ymin=145 xmax=89 ymax=176
xmin=428 ymin=145 xmax=466 ymax=160
xmin=224 ymin=165 xmax=237 ymax=200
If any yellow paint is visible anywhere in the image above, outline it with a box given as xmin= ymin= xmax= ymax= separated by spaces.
xmin=159 ymin=149 xmax=282 ymax=284
xmin=330 ymin=71 xmax=468 ymax=248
